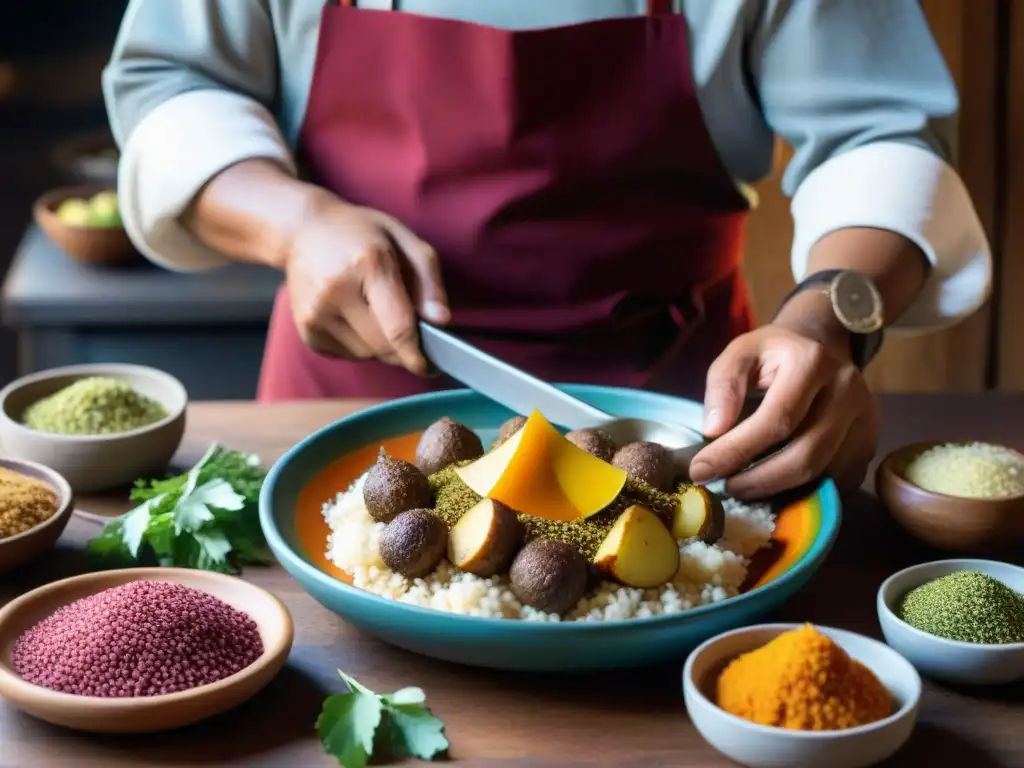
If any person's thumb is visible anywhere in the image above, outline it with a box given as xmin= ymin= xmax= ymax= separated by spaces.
xmin=381 ymin=215 xmax=450 ymax=325
xmin=701 ymin=339 xmax=757 ymax=438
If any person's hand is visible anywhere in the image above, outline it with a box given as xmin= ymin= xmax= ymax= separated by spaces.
xmin=687 ymin=325 xmax=879 ymax=499
xmin=284 ymin=193 xmax=449 ymax=374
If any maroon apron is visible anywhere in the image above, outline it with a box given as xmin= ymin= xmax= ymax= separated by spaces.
xmin=257 ymin=0 xmax=754 ymax=402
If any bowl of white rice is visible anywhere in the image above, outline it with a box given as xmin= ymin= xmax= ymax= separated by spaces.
xmin=260 ymin=385 xmax=842 ymax=672
xmin=876 ymin=440 xmax=1024 ymax=553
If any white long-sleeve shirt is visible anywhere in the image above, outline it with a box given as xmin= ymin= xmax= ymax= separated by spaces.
xmin=103 ymin=0 xmax=991 ymax=333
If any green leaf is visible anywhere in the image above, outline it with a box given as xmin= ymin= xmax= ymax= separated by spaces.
xmin=387 ymin=687 xmax=426 ymax=706
xmin=378 ymin=704 xmax=449 ymax=761
xmin=84 ymin=520 xmax=134 ymax=569
xmin=317 ymin=690 xmax=384 ymax=768
xmin=173 ymin=478 xmax=244 ymax=534
xmin=122 ymin=497 xmax=158 ymax=557
xmin=86 ymin=443 xmax=269 ymax=575
xmin=319 ymin=672 xmax=449 ymax=767
xmin=145 ymin=513 xmax=177 ymax=560
xmin=194 ymin=529 xmax=233 ymax=566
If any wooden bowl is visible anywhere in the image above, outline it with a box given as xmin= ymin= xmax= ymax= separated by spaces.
xmin=0 ymin=568 xmax=294 ymax=733
xmin=0 ymin=458 xmax=73 ymax=575
xmin=33 ymin=185 xmax=137 ymax=266
xmin=0 ymin=363 xmax=188 ymax=493
xmin=875 ymin=441 xmax=1024 ymax=553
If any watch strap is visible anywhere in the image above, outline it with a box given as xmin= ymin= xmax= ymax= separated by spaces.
xmin=774 ymin=270 xmax=884 ymax=370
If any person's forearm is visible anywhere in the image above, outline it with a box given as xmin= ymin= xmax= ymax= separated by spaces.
xmin=772 ymin=227 xmax=930 ymax=357
xmin=182 ymin=159 xmax=330 ymax=270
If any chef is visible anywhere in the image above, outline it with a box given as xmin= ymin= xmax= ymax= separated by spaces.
xmin=103 ymin=0 xmax=990 ymax=498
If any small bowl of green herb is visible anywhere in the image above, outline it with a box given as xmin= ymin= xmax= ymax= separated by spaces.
xmin=877 ymin=559 xmax=1024 ymax=685
xmin=0 ymin=364 xmax=187 ymax=493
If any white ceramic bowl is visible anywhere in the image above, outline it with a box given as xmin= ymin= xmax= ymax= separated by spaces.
xmin=0 ymin=364 xmax=187 ymax=493
xmin=877 ymin=559 xmax=1024 ymax=685
xmin=683 ymin=624 xmax=921 ymax=768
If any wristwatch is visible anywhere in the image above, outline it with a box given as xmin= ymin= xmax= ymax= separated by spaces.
xmin=774 ymin=269 xmax=885 ymax=370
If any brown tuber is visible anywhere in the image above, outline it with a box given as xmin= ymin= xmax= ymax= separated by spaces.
xmin=415 ymin=417 xmax=484 ymax=476
xmin=611 ymin=441 xmax=676 ymax=492
xmin=378 ymin=509 xmax=448 ymax=578
xmin=509 ymin=539 xmax=588 ymax=616
xmin=362 ymin=449 xmax=433 ymax=523
xmin=564 ymin=428 xmax=618 ymax=462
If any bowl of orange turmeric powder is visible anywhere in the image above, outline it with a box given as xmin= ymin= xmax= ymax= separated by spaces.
xmin=683 ymin=623 xmax=921 ymax=768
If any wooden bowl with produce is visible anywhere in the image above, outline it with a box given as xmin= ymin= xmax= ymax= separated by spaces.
xmin=0 ymin=458 xmax=73 ymax=575
xmin=875 ymin=441 xmax=1024 ymax=553
xmin=0 ymin=364 xmax=187 ymax=494
xmin=33 ymin=185 xmax=137 ymax=266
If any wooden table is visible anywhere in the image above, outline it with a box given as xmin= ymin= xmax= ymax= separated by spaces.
xmin=2 ymin=397 xmax=1023 ymax=767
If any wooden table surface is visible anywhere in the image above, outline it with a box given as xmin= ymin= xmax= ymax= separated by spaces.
xmin=2 ymin=396 xmax=1023 ymax=768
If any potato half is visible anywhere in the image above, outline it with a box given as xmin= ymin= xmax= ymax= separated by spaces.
xmin=671 ymin=485 xmax=726 ymax=544
xmin=593 ymin=505 xmax=680 ymax=588
xmin=447 ymin=498 xmax=523 ymax=577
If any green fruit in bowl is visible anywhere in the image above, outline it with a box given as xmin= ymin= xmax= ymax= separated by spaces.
xmin=55 ymin=198 xmax=92 ymax=227
xmin=88 ymin=191 xmax=122 ymax=228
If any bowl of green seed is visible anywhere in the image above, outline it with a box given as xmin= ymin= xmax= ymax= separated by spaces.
xmin=0 ymin=364 xmax=187 ymax=493
xmin=877 ymin=559 xmax=1024 ymax=685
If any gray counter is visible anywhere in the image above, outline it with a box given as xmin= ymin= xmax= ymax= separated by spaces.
xmin=2 ymin=227 xmax=283 ymax=399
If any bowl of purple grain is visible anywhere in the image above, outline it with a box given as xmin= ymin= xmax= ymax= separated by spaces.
xmin=0 ymin=568 xmax=293 ymax=733
xmin=0 ymin=457 xmax=74 ymax=575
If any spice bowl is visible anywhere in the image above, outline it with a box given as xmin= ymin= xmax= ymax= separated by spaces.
xmin=33 ymin=185 xmax=137 ymax=265
xmin=683 ymin=624 xmax=922 ymax=768
xmin=0 ymin=568 xmax=294 ymax=733
xmin=875 ymin=441 xmax=1024 ymax=553
xmin=0 ymin=458 xmax=74 ymax=574
xmin=0 ymin=363 xmax=187 ymax=493
xmin=877 ymin=559 xmax=1024 ymax=685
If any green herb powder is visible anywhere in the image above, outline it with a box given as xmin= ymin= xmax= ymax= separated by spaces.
xmin=895 ymin=570 xmax=1024 ymax=644
xmin=427 ymin=465 xmax=684 ymax=559
xmin=23 ymin=376 xmax=167 ymax=436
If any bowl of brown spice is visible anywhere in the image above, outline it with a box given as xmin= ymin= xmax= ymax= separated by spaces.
xmin=0 ymin=457 xmax=74 ymax=574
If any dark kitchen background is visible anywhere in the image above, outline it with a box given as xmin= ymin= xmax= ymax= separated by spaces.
xmin=0 ymin=1 xmax=129 ymax=388
xmin=0 ymin=1 xmax=1017 ymax=398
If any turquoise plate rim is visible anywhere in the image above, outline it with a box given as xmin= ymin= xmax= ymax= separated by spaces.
xmin=260 ymin=385 xmax=842 ymax=632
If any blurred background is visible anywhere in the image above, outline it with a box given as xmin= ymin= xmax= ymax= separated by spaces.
xmin=0 ymin=1 xmax=1015 ymax=399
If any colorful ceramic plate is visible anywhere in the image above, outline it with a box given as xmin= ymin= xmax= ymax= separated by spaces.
xmin=260 ymin=386 xmax=841 ymax=672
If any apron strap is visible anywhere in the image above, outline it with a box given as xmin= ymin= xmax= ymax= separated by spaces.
xmin=646 ymin=0 xmax=673 ymax=14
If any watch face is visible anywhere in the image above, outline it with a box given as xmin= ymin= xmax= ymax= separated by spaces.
xmin=829 ymin=272 xmax=884 ymax=334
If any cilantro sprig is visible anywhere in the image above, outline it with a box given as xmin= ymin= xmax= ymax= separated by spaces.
xmin=317 ymin=671 xmax=449 ymax=767
xmin=85 ymin=444 xmax=271 ymax=573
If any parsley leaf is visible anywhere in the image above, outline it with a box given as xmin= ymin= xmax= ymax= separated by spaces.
xmin=85 ymin=444 xmax=270 ymax=574
xmin=318 ymin=671 xmax=449 ymax=767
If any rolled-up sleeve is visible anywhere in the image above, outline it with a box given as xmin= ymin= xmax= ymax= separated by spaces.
xmin=103 ymin=0 xmax=295 ymax=271
xmin=750 ymin=0 xmax=991 ymax=332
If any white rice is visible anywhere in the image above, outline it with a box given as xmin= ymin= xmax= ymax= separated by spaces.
xmin=325 ymin=472 xmax=775 ymax=622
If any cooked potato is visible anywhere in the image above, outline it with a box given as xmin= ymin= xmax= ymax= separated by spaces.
xmin=448 ymin=498 xmax=523 ymax=577
xmin=671 ymin=485 xmax=726 ymax=544
xmin=593 ymin=505 xmax=680 ymax=588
